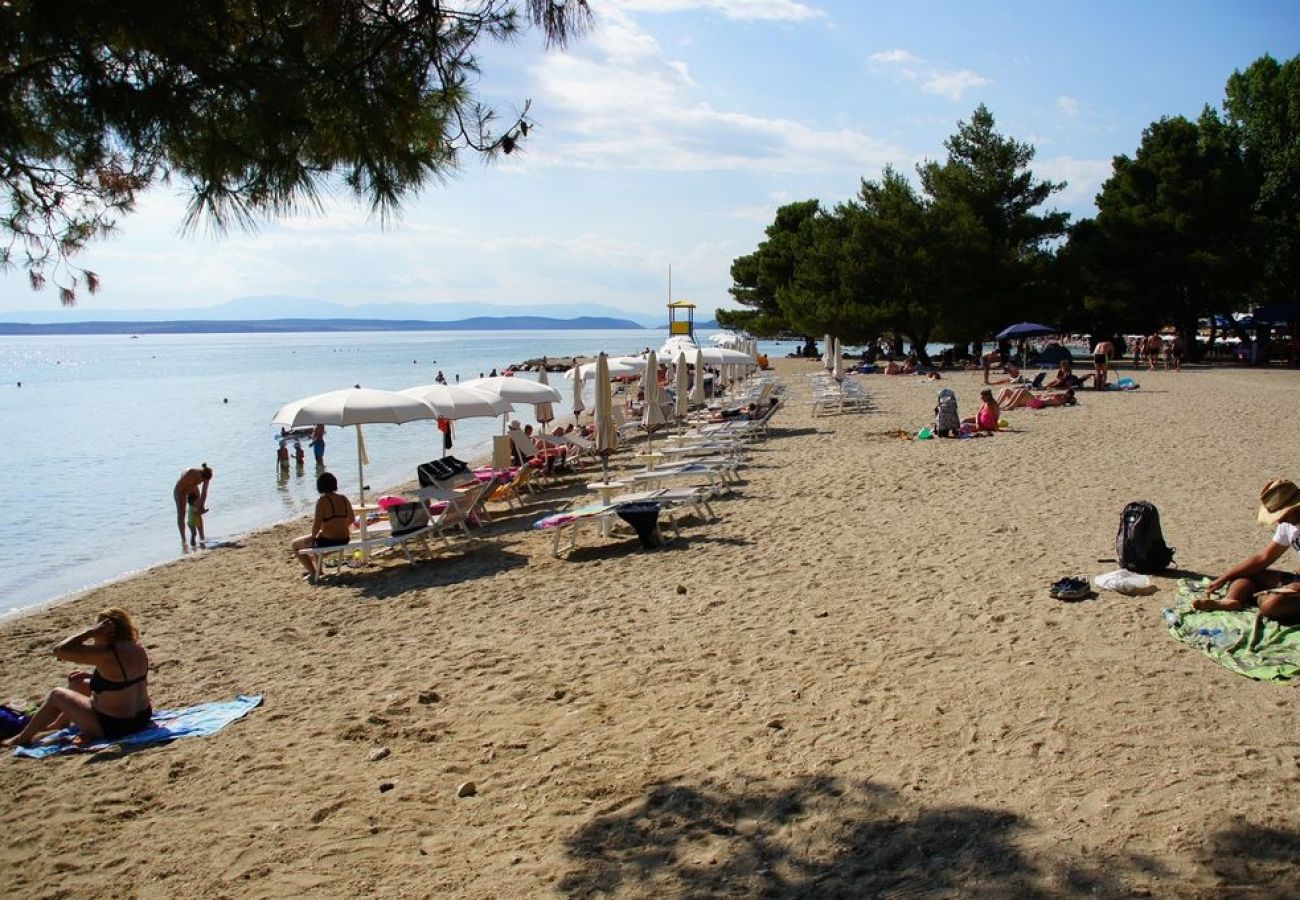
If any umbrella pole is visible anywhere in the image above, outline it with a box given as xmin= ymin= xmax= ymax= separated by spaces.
xmin=355 ymin=425 xmax=366 ymax=506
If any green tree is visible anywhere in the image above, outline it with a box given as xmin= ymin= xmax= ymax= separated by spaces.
xmin=780 ymin=165 xmax=935 ymax=351
xmin=917 ymin=104 xmax=1069 ymax=346
xmin=1074 ymin=110 xmax=1256 ymax=357
xmin=1224 ymin=53 xmax=1300 ymax=304
xmin=1 ymin=0 xmax=592 ymax=303
xmin=719 ymin=199 xmax=821 ymax=340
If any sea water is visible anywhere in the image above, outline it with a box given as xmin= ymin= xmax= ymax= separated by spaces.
xmin=0 ymin=330 xmax=790 ymax=617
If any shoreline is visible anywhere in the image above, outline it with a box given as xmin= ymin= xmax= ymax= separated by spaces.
xmin=2 ymin=359 xmax=1299 ymax=896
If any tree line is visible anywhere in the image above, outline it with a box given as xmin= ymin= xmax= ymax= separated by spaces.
xmin=717 ymin=54 xmax=1300 ymax=363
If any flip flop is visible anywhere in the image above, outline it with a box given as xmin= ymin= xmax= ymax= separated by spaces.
xmin=1050 ymin=577 xmax=1091 ymax=601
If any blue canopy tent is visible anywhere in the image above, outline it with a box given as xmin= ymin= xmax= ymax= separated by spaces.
xmin=994 ymin=322 xmax=1060 ymax=368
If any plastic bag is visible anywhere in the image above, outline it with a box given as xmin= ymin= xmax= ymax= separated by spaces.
xmin=1094 ymin=569 xmax=1156 ymax=595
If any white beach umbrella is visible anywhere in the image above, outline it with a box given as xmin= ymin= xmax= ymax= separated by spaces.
xmin=571 ymin=355 xmax=648 ymax=381
xmin=641 ymin=349 xmax=668 ymax=452
xmin=593 ymin=353 xmax=619 ymax=479
xmin=398 ymin=383 xmax=513 ymax=420
xmin=673 ymin=350 xmax=690 ymax=422
xmin=699 ymin=347 xmax=756 ymax=367
xmin=690 ymin=347 xmax=706 ymax=405
xmin=569 ymin=361 xmax=585 ymax=420
xmin=460 ymin=374 xmax=563 ymax=406
xmin=271 ymin=387 xmax=437 ymax=505
xmin=833 ymin=337 xmax=846 ymax=383
xmin=534 ymin=366 xmax=556 ymax=432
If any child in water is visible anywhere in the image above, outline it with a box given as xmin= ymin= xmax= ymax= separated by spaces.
xmin=186 ymin=491 xmax=206 ymax=549
xmin=293 ymin=441 xmax=305 ymax=471
xmin=277 ymin=440 xmax=291 ymax=472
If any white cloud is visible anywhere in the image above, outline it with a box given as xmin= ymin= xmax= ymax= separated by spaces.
xmin=868 ymin=48 xmax=991 ymax=102
xmin=612 ymin=0 xmax=823 ymax=21
xmin=1057 ymin=96 xmax=1082 ymax=117
xmin=1035 ymin=155 xmax=1114 ymax=211
xmin=527 ymin=8 xmax=903 ymax=174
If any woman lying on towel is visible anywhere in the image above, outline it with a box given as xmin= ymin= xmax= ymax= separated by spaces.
xmin=3 ymin=608 xmax=153 ymax=747
xmin=995 ymin=387 xmax=1077 ymax=410
xmin=1195 ymin=479 xmax=1300 ymax=623
xmin=291 ymin=471 xmax=354 ymax=583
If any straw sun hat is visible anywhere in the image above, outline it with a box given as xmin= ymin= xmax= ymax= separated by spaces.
xmin=1257 ymin=478 xmax=1300 ymax=525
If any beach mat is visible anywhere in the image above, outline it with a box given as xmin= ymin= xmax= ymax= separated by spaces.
xmin=1164 ymin=580 xmax=1300 ymax=682
xmin=12 ymin=694 xmax=263 ymax=759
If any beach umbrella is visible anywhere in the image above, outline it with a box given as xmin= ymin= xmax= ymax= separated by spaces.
xmin=570 ymin=355 xmax=648 ymax=381
xmin=824 ymin=333 xmax=834 ymax=370
xmin=673 ymin=351 xmax=690 ymax=423
xmin=460 ymin=374 xmax=563 ymax=405
xmin=569 ymin=361 xmax=585 ymax=420
xmin=833 ymin=337 xmax=846 ymax=383
xmin=691 ymin=347 xmax=706 ymax=405
xmin=995 ymin=322 xmax=1059 ymax=341
xmin=593 ymin=353 xmax=619 ymax=479
xmin=271 ymin=387 xmax=437 ymax=505
xmin=398 ymin=383 xmax=513 ymax=420
xmin=641 ymin=349 xmax=668 ymax=453
xmin=534 ymin=366 xmax=556 ymax=433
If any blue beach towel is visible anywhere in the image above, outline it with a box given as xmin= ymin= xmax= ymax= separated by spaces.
xmin=12 ymin=694 xmax=263 ymax=759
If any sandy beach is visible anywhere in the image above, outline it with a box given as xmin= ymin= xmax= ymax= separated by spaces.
xmin=2 ymin=357 xmax=1298 ymax=898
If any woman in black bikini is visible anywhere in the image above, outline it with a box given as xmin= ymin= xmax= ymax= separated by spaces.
xmin=291 ymin=471 xmax=355 ymax=582
xmin=3 ymin=608 xmax=152 ymax=747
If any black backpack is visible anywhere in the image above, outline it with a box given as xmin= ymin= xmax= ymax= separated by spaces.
xmin=1115 ymin=501 xmax=1175 ymax=573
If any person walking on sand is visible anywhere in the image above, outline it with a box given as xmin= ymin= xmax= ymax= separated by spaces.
xmin=173 ymin=464 xmax=212 ymax=550
xmin=1196 ymin=479 xmax=1300 ymax=623
xmin=309 ymin=423 xmax=326 ymax=466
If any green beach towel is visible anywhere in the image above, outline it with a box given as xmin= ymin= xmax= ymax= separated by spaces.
xmin=1165 ymin=579 xmax=1300 ymax=682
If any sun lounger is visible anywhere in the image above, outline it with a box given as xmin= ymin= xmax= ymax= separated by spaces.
xmin=533 ymin=498 xmax=687 ymax=557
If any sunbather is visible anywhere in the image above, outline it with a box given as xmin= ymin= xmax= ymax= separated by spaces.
xmin=2 ymin=608 xmax=153 ymax=747
xmin=291 ymin=471 xmax=354 ymax=582
xmin=882 ymin=353 xmax=919 ymax=375
xmin=1195 ymin=479 xmax=1300 ymax=622
xmin=995 ymin=387 xmax=1076 ymax=410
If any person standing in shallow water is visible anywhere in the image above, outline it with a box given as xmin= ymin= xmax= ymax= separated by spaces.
xmin=309 ymin=423 xmax=326 ymax=467
xmin=173 ymin=464 xmax=212 ymax=550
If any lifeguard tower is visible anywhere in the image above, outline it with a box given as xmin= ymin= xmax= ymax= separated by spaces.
xmin=667 ymin=300 xmax=696 ymax=340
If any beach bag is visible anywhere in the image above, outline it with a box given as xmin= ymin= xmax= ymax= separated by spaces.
xmin=0 ymin=704 xmax=29 ymax=739
xmin=387 ymin=501 xmax=430 ymax=536
xmin=1115 ymin=501 xmax=1174 ymax=574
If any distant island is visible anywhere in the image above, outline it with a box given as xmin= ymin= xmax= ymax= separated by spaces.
xmin=0 ymin=316 xmax=650 ymax=335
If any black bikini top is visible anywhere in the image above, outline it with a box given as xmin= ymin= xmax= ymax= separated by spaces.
xmin=90 ymin=643 xmax=147 ymax=694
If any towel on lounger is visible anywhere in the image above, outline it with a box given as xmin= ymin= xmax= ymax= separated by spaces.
xmin=1164 ymin=580 xmax=1300 ymax=682
xmin=12 ymin=694 xmax=263 ymax=758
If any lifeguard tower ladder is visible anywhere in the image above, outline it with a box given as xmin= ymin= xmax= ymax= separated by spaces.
xmin=667 ymin=300 xmax=696 ymax=340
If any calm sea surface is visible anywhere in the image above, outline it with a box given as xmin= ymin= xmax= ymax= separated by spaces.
xmin=0 ymin=329 xmax=790 ymax=617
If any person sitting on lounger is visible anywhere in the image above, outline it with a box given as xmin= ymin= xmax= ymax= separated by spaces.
xmin=1194 ymin=479 xmax=1300 ymax=622
xmin=995 ymin=387 xmax=1076 ymax=410
xmin=3 ymin=608 xmax=153 ymax=747
xmin=291 ymin=471 xmax=354 ymax=582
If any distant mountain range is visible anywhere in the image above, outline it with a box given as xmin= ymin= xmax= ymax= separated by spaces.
xmin=0 ymin=295 xmax=710 ymax=329
xmin=0 ymin=316 xmax=650 ymax=335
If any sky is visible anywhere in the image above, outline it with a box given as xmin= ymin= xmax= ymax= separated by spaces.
xmin=3 ymin=0 xmax=1298 ymax=321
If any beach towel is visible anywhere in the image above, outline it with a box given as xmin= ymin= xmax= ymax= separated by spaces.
xmin=1164 ymin=580 xmax=1300 ymax=682
xmin=532 ymin=503 xmax=609 ymax=530
xmin=12 ymin=694 xmax=263 ymax=759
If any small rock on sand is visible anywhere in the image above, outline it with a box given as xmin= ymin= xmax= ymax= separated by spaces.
xmin=368 ymin=747 xmax=391 ymax=762
xmin=457 ymin=781 xmax=478 ymax=798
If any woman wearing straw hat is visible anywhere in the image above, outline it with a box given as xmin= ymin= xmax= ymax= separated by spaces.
xmin=1195 ymin=479 xmax=1300 ymax=621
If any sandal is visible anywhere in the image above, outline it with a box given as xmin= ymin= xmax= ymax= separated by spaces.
xmin=1050 ymin=577 xmax=1091 ymax=601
